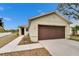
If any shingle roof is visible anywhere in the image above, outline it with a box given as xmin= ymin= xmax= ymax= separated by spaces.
xmin=29 ymin=11 xmax=72 ymax=24
xmin=20 ymin=11 xmax=72 ymax=29
xmin=19 ymin=25 xmax=28 ymax=28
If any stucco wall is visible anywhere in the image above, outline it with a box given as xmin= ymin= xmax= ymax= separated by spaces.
xmin=19 ymin=27 xmax=28 ymax=36
xmin=29 ymin=13 xmax=70 ymax=42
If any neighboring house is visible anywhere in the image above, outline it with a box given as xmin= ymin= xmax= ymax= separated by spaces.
xmin=19 ymin=11 xmax=72 ymax=42
xmin=77 ymin=30 xmax=79 ymax=35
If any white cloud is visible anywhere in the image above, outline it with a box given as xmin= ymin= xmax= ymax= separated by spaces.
xmin=0 ymin=7 xmax=4 ymax=11
xmin=0 ymin=16 xmax=12 ymax=21
xmin=38 ymin=10 xmax=45 ymax=15
xmin=38 ymin=10 xmax=42 ymax=13
xmin=4 ymin=17 xmax=12 ymax=21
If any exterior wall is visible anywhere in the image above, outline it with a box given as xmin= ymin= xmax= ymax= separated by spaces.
xmin=19 ymin=28 xmax=21 ymax=36
xmin=24 ymin=27 xmax=27 ymax=36
xmin=29 ymin=13 xmax=70 ymax=42
xmin=70 ymin=27 xmax=73 ymax=35
xmin=19 ymin=27 xmax=28 ymax=36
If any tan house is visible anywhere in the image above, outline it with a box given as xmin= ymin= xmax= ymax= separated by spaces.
xmin=19 ymin=11 xmax=71 ymax=42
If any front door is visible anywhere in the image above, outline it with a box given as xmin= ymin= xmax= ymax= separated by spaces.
xmin=21 ymin=28 xmax=24 ymax=35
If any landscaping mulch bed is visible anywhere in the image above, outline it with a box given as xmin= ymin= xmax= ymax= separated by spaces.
xmin=18 ymin=35 xmax=37 ymax=45
xmin=0 ymin=48 xmax=51 ymax=56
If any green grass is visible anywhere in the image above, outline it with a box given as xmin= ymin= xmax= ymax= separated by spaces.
xmin=0 ymin=32 xmax=18 ymax=48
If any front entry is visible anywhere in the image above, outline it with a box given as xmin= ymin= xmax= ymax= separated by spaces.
xmin=21 ymin=28 xmax=24 ymax=35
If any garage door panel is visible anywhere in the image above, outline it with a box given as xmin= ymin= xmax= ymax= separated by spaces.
xmin=38 ymin=25 xmax=65 ymax=40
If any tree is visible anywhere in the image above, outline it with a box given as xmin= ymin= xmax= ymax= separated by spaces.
xmin=57 ymin=3 xmax=79 ymax=20
xmin=72 ymin=27 xmax=75 ymax=35
xmin=71 ymin=25 xmax=79 ymax=35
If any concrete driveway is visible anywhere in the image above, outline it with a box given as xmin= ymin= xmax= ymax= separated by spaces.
xmin=39 ymin=39 xmax=79 ymax=56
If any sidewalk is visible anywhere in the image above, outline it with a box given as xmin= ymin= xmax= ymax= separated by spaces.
xmin=0 ymin=35 xmax=43 ymax=54
xmin=0 ymin=32 xmax=12 ymax=38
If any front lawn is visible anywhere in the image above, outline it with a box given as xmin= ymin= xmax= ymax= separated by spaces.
xmin=0 ymin=32 xmax=18 ymax=48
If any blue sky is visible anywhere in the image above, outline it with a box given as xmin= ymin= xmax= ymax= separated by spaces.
xmin=0 ymin=3 xmax=58 ymax=30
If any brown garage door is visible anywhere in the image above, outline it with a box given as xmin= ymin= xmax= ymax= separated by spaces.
xmin=38 ymin=25 xmax=65 ymax=40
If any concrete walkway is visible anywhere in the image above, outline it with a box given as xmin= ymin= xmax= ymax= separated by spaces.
xmin=0 ymin=35 xmax=43 ymax=53
xmin=0 ymin=32 xmax=12 ymax=38
xmin=39 ymin=39 xmax=79 ymax=56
